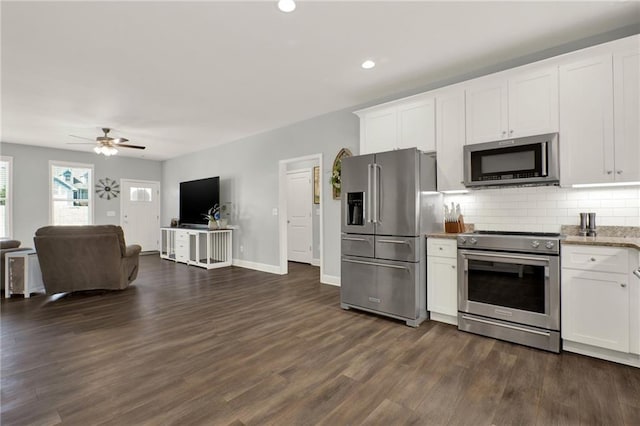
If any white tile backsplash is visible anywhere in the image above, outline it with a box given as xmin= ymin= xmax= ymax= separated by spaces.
xmin=444 ymin=186 xmax=640 ymax=233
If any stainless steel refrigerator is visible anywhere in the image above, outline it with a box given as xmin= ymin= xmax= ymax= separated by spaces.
xmin=340 ymin=148 xmax=442 ymax=327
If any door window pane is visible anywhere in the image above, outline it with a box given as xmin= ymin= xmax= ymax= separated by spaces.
xmin=130 ymin=187 xmax=152 ymax=202
xmin=51 ymin=163 xmax=93 ymax=225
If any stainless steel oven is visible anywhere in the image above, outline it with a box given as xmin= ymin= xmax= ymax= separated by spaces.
xmin=457 ymin=231 xmax=561 ymax=352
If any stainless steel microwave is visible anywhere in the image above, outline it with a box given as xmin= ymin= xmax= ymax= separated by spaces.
xmin=463 ymin=133 xmax=559 ymax=188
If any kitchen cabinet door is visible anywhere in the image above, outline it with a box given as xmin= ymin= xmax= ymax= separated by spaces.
xmin=435 ymin=88 xmax=466 ymax=191
xmin=465 ymin=76 xmax=508 ymax=145
xmin=427 ymin=255 xmax=458 ymax=318
xmin=508 ymin=66 xmax=559 ymax=138
xmin=397 ymin=98 xmax=435 ymax=152
xmin=559 ymin=54 xmax=614 ymax=186
xmin=613 ymin=48 xmax=640 ymax=183
xmin=561 ymin=269 xmax=629 ymax=353
xmin=360 ymin=106 xmax=397 ymax=155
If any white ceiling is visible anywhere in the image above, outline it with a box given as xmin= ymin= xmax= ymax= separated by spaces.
xmin=2 ymin=1 xmax=639 ymax=161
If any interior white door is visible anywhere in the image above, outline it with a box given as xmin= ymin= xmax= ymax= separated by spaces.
xmin=121 ymin=179 xmax=161 ymax=251
xmin=286 ymin=169 xmax=312 ymax=264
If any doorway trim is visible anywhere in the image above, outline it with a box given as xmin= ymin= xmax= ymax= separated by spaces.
xmin=278 ymin=154 xmax=323 ymax=281
xmin=120 ymin=178 xmax=161 ymax=251
xmin=285 ymin=167 xmax=313 ymax=265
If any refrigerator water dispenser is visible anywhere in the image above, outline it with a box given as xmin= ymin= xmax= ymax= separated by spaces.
xmin=347 ymin=192 xmax=364 ymax=225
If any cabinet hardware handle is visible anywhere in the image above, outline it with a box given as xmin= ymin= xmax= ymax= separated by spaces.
xmin=607 ymin=171 xmax=613 ymax=175
xmin=620 ymin=283 xmax=627 ymax=288
xmin=590 ymin=257 xmax=596 ymax=261
xmin=616 ymin=170 xmax=623 ymax=175
xmin=509 ymin=129 xmax=514 ymax=135
xmin=501 ymin=131 xmax=506 ymax=137
xmin=439 ymin=247 xmax=443 ymax=250
xmin=451 ymin=265 xmax=455 ymax=269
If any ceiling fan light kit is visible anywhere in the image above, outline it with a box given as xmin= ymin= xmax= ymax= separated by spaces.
xmin=94 ymin=146 xmax=118 ymax=156
xmin=67 ymin=127 xmax=146 ymax=156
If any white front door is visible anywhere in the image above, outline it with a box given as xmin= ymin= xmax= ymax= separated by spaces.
xmin=286 ymin=169 xmax=312 ymax=264
xmin=121 ymin=179 xmax=160 ymax=251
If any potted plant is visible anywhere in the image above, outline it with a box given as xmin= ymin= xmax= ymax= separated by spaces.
xmin=202 ymin=204 xmax=221 ymax=230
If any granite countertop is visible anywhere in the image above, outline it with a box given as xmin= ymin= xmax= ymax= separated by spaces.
xmin=562 ymin=235 xmax=640 ymax=251
xmin=561 ymin=225 xmax=640 ymax=251
xmin=426 ymin=224 xmax=474 ymax=239
xmin=426 ymin=225 xmax=640 ymax=250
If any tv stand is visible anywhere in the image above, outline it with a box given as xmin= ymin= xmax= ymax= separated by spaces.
xmin=160 ymin=227 xmax=232 ymax=269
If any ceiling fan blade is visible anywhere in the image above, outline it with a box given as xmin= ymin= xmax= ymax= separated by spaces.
xmin=112 ymin=138 xmax=129 ymax=144
xmin=69 ymin=134 xmax=95 ymax=141
xmin=66 ymin=142 xmax=98 ymax=145
xmin=117 ymin=144 xmax=146 ymax=150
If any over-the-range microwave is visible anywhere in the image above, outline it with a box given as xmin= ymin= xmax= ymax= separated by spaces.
xmin=463 ymin=133 xmax=559 ymax=188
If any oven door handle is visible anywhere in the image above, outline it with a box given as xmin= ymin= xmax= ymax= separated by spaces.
xmin=460 ymin=251 xmax=551 ymax=269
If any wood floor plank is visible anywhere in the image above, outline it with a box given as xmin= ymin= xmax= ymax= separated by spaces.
xmin=1 ymin=256 xmax=639 ymax=425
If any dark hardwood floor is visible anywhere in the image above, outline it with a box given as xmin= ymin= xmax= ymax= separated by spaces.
xmin=2 ymin=256 xmax=639 ymax=426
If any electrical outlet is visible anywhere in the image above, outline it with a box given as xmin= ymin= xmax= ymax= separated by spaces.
xmin=272 ymin=208 xmax=278 ymax=216
xmin=240 ymin=245 xmax=244 ymax=253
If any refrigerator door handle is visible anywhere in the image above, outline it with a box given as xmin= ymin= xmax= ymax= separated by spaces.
xmin=367 ymin=163 xmax=373 ymax=223
xmin=372 ymin=163 xmax=380 ymax=224
xmin=343 ymin=258 xmax=408 ymax=270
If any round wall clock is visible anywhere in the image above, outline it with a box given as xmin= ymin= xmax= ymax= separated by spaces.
xmin=95 ymin=178 xmax=120 ymax=200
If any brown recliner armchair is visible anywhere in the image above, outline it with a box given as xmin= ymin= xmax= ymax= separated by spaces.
xmin=34 ymin=225 xmax=141 ymax=294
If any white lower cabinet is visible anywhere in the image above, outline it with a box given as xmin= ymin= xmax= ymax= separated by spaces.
xmin=427 ymin=238 xmax=458 ymax=325
xmin=561 ymin=245 xmax=640 ymax=367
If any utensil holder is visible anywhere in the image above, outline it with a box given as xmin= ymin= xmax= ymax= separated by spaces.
xmin=445 ymin=220 xmax=464 ymax=233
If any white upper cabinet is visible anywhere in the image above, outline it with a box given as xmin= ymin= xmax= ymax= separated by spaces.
xmin=613 ymin=48 xmax=640 ymax=183
xmin=465 ymin=66 xmax=559 ymax=145
xmin=434 ymin=87 xmax=466 ymax=191
xmin=355 ymin=94 xmax=435 ymax=155
xmin=508 ymin=67 xmax=559 ymax=138
xmin=360 ymin=106 xmax=397 ymax=154
xmin=559 ymin=54 xmax=614 ymax=186
xmin=559 ymin=46 xmax=640 ymax=186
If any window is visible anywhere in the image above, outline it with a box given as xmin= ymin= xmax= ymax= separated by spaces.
xmin=50 ymin=161 xmax=94 ymax=225
xmin=0 ymin=156 xmax=13 ymax=238
xmin=130 ymin=187 xmax=153 ymax=202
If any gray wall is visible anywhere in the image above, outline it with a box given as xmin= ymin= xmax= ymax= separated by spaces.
xmin=162 ymin=108 xmax=359 ymax=278
xmin=0 ymin=142 xmax=162 ymax=246
xmin=286 ymin=158 xmax=320 ymax=261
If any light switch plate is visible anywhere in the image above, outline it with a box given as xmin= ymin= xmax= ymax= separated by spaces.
xmin=272 ymin=208 xmax=278 ymax=216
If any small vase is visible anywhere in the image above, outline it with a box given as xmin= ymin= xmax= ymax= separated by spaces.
xmin=208 ymin=220 xmax=218 ymax=230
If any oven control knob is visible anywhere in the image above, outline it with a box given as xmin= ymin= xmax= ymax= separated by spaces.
xmin=531 ymin=240 xmax=540 ymax=248
xmin=545 ymin=241 xmax=555 ymax=249
xmin=470 ymin=238 xmax=478 ymax=245
xmin=459 ymin=237 xmax=467 ymax=244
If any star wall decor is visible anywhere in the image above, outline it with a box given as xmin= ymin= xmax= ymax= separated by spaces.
xmin=95 ymin=178 xmax=120 ymax=200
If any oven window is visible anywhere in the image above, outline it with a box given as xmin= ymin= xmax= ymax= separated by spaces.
xmin=467 ymin=259 xmax=545 ymax=313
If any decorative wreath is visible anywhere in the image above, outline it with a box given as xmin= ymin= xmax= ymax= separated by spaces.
xmin=330 ymin=148 xmax=352 ymax=199
xmin=95 ymin=178 xmax=120 ymax=200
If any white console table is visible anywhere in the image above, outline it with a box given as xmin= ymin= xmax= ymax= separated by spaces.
xmin=160 ymin=228 xmax=232 ymax=269
xmin=5 ymin=249 xmax=45 ymax=298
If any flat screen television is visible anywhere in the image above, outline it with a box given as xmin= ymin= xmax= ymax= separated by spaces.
xmin=179 ymin=177 xmax=220 ymax=226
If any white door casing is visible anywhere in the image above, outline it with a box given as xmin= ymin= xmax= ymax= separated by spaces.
xmin=120 ymin=179 xmax=161 ymax=251
xmin=286 ymin=169 xmax=312 ymax=264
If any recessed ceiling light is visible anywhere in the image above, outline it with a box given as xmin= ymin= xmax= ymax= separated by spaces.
xmin=278 ymin=0 xmax=296 ymax=13
xmin=361 ymin=60 xmax=376 ymax=70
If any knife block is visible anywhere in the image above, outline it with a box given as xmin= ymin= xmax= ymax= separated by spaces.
xmin=444 ymin=216 xmax=465 ymax=233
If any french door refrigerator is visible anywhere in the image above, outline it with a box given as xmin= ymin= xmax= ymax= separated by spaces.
xmin=340 ymin=148 xmax=441 ymax=327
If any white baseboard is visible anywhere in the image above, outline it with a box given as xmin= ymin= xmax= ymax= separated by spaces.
xmin=562 ymin=340 xmax=640 ymax=368
xmin=321 ymin=274 xmax=340 ymax=286
xmin=311 ymin=258 xmax=320 ymax=267
xmin=232 ymin=259 xmax=283 ymax=275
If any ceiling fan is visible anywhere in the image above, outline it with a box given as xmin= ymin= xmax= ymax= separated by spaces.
xmin=68 ymin=127 xmax=146 ymax=156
